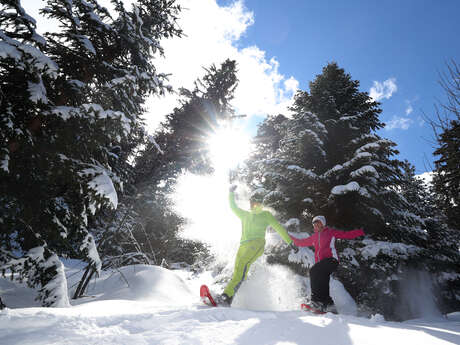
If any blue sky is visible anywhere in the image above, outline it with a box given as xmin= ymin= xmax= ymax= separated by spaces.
xmin=223 ymin=0 xmax=460 ymax=173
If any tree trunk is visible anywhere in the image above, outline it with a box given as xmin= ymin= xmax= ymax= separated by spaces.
xmin=73 ymin=265 xmax=91 ymax=299
xmin=0 ymin=296 xmax=6 ymax=309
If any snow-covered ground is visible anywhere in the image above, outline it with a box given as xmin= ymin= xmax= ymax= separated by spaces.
xmin=1 ymin=264 xmax=459 ymax=345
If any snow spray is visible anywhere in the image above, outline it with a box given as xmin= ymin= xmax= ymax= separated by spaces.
xmin=172 ymin=169 xmax=243 ymax=264
xmin=397 ymin=269 xmax=441 ymax=320
xmin=172 ymin=168 xmax=304 ymax=310
xmin=232 ymin=259 xmax=304 ymax=311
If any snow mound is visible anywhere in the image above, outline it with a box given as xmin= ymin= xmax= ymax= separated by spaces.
xmin=1 ymin=264 xmax=460 ymax=345
xmin=0 ymin=278 xmax=40 ymax=308
xmin=80 ymin=265 xmax=195 ymax=306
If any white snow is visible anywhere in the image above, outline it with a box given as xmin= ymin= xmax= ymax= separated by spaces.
xmin=360 ymin=239 xmax=421 ymax=260
xmin=13 ymin=247 xmax=71 ymax=308
xmin=417 ymin=171 xmax=434 ymax=186
xmin=0 ymin=263 xmax=459 ymax=345
xmin=79 ymin=166 xmax=118 ymax=209
xmin=350 ymin=165 xmax=379 ymax=178
xmin=331 ymin=181 xmax=360 ymax=195
xmin=52 ymin=105 xmax=76 ymax=120
xmin=52 ymin=215 xmax=68 ymax=238
xmin=82 ymin=103 xmax=132 ymax=135
xmin=75 ymin=34 xmax=96 ymax=55
xmin=0 ymin=154 xmax=9 ymax=173
xmin=284 ymin=218 xmax=300 ymax=228
xmin=287 ymin=165 xmax=317 ymax=178
xmin=147 ymin=135 xmax=164 ymax=154
xmin=27 ymin=78 xmax=48 ymax=104
xmin=355 ymin=140 xmax=393 ymax=155
xmin=0 ymin=41 xmax=22 ymax=60
xmin=80 ymin=234 xmax=102 ymax=273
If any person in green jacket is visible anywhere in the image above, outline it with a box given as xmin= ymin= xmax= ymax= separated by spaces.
xmin=215 ymin=185 xmax=299 ymax=306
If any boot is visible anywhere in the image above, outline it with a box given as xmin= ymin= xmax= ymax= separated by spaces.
xmin=215 ymin=293 xmax=233 ymax=307
xmin=324 ymin=303 xmax=338 ymax=314
xmin=310 ymin=300 xmax=326 ymax=312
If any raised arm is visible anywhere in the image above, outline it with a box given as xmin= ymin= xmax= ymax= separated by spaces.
xmin=331 ymin=228 xmax=365 ymax=240
xmin=229 ymin=192 xmax=246 ymax=219
xmin=266 ymin=213 xmax=293 ymax=245
xmin=289 ymin=233 xmax=315 ymax=247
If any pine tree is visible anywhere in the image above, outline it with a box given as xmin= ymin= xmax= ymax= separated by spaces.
xmin=248 ymin=63 xmax=438 ymax=320
xmin=430 ymin=61 xmax=460 ymax=231
xmin=249 ymin=63 xmax=404 ymax=232
xmin=93 ymin=60 xmax=238 ymax=270
xmin=0 ymin=0 xmax=181 ymax=306
xmin=423 ymin=60 xmax=460 ymax=314
xmin=432 ymin=120 xmax=460 ymax=230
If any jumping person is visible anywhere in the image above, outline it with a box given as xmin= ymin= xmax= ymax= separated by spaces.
xmin=215 ymin=185 xmax=298 ymax=306
xmin=290 ymin=215 xmax=364 ymax=313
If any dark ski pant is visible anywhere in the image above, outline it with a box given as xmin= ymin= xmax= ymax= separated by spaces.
xmin=310 ymin=257 xmax=338 ymax=306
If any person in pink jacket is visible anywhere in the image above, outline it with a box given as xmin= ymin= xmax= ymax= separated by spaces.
xmin=290 ymin=215 xmax=364 ymax=313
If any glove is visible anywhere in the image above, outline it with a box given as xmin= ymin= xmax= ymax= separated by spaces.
xmin=229 ymin=185 xmax=237 ymax=193
xmin=229 ymin=169 xmax=237 ymax=183
xmin=289 ymin=242 xmax=299 ymax=253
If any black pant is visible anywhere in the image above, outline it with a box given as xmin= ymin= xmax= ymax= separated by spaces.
xmin=310 ymin=257 xmax=338 ymax=306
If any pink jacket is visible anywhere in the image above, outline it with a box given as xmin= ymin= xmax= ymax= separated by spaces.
xmin=290 ymin=227 xmax=364 ymax=263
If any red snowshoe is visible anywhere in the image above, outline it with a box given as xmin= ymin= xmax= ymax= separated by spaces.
xmin=301 ymin=303 xmax=326 ymax=314
xmin=200 ymin=285 xmax=217 ymax=307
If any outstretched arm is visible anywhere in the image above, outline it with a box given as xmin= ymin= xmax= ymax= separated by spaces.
xmin=229 ymin=192 xmax=246 ymax=219
xmin=332 ymin=228 xmax=365 ymax=240
xmin=267 ymin=213 xmax=293 ymax=245
xmin=289 ymin=233 xmax=315 ymax=247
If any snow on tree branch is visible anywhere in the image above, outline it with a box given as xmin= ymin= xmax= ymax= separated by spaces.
xmin=79 ymin=166 xmax=118 ymax=210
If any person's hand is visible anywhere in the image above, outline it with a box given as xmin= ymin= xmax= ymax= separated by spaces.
xmin=229 ymin=169 xmax=237 ymax=183
xmin=229 ymin=185 xmax=237 ymax=193
xmin=290 ymin=242 xmax=299 ymax=253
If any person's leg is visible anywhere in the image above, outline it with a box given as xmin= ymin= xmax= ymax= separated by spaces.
xmin=322 ymin=258 xmax=338 ymax=306
xmin=310 ymin=258 xmax=338 ymax=307
xmin=309 ymin=261 xmax=322 ymax=303
xmin=223 ymin=239 xmax=265 ymax=299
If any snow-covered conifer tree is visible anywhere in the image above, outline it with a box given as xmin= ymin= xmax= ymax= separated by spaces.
xmin=432 ymin=121 xmax=460 ymax=230
xmin=247 ymin=63 xmax=444 ymax=319
xmin=0 ymin=0 xmax=181 ymax=306
xmin=431 ymin=61 xmax=460 ymax=231
xmin=92 ymin=60 xmax=238 ymax=270
xmin=250 ymin=63 xmax=403 ymax=232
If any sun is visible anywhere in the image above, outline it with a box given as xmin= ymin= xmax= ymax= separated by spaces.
xmin=207 ymin=125 xmax=252 ymax=172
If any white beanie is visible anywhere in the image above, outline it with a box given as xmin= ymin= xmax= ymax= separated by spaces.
xmin=312 ymin=215 xmax=326 ymax=226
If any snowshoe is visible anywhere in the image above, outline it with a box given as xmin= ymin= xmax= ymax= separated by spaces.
xmin=200 ymin=285 xmax=217 ymax=307
xmin=301 ymin=302 xmax=326 ymax=314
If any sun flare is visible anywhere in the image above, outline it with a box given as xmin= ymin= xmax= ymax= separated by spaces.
xmin=207 ymin=125 xmax=252 ymax=172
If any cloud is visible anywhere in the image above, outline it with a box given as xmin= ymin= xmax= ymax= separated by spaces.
xmin=385 ymin=116 xmax=413 ymax=130
xmin=143 ymin=0 xmax=299 ymax=131
xmin=369 ymin=78 xmax=397 ymax=101
xmin=417 ymin=116 xmax=425 ymax=126
xmin=405 ymin=100 xmax=413 ymax=115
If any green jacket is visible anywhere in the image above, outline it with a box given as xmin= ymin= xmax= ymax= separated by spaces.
xmin=229 ymin=192 xmax=293 ymax=245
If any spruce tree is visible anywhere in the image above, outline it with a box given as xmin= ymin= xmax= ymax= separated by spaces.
xmin=250 ymin=63 xmax=403 ymax=232
xmin=93 ymin=60 xmax=238 ymax=270
xmin=248 ymin=63 xmax=434 ymax=320
xmin=432 ymin=120 xmax=460 ymax=230
xmin=0 ymin=0 xmax=181 ymax=306
xmin=430 ymin=61 xmax=459 ymax=231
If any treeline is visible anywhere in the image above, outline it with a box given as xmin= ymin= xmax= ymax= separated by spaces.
xmin=0 ymin=0 xmax=458 ymax=320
